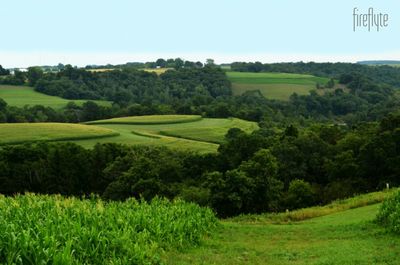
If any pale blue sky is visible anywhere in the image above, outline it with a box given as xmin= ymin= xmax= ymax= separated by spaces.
xmin=1 ymin=0 xmax=399 ymax=67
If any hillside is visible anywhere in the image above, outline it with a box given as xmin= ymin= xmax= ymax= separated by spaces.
xmin=1 ymin=190 xmax=397 ymax=264
xmin=164 ymin=190 xmax=400 ymax=265
xmin=227 ymin=72 xmax=332 ymax=100
xmin=77 ymin=115 xmax=258 ymax=152
xmin=0 ymin=85 xmax=111 ymax=108
xmin=0 ymin=115 xmax=258 ymax=153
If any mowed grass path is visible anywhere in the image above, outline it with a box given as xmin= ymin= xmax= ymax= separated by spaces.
xmin=0 ymin=85 xmax=111 ymax=108
xmin=76 ymin=115 xmax=258 ymax=153
xmin=0 ymin=123 xmax=118 ymax=145
xmin=164 ymin=202 xmax=400 ymax=264
xmin=227 ymin=72 xmax=330 ymax=100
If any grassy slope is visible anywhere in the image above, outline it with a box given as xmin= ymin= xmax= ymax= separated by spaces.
xmin=230 ymin=189 xmax=392 ymax=224
xmin=72 ymin=123 xmax=219 ymax=153
xmin=164 ymin=190 xmax=400 ymax=265
xmin=0 ymin=85 xmax=111 ymax=108
xmin=227 ymin=72 xmax=331 ymax=101
xmin=0 ymin=123 xmax=118 ymax=145
xmin=158 ymin=118 xmax=258 ymax=144
xmin=73 ymin=116 xmax=258 ymax=153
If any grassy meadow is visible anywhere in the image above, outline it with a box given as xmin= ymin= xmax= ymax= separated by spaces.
xmin=0 ymin=85 xmax=111 ymax=108
xmin=227 ymin=72 xmax=331 ymax=100
xmin=0 ymin=194 xmax=217 ymax=265
xmin=0 ymin=123 xmax=118 ymax=145
xmin=164 ymin=190 xmax=400 ymax=265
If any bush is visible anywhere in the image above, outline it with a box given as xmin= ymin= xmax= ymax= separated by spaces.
xmin=376 ymin=190 xmax=400 ymax=233
xmin=285 ymin=179 xmax=316 ymax=210
xmin=179 ymin=186 xmax=211 ymax=206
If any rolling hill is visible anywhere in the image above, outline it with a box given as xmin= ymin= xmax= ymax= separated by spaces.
xmin=0 ymin=115 xmax=259 ymax=153
xmin=0 ymin=85 xmax=111 ymax=108
xmin=227 ymin=72 xmax=332 ymax=100
xmin=164 ymin=189 xmax=400 ymax=265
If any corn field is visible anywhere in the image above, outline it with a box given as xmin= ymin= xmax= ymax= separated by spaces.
xmin=0 ymin=194 xmax=218 ymax=265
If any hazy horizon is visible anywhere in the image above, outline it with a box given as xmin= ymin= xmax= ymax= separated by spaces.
xmin=2 ymin=51 xmax=400 ymax=68
xmin=1 ymin=0 xmax=399 ymax=68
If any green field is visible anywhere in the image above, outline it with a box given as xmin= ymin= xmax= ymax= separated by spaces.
xmin=86 ymin=115 xmax=203 ymax=125
xmin=0 ymin=115 xmax=258 ymax=153
xmin=76 ymin=116 xmax=258 ymax=152
xmin=0 ymin=123 xmax=118 ymax=145
xmin=164 ymin=190 xmax=400 ymax=265
xmin=1 ymin=191 xmax=398 ymax=264
xmin=227 ymin=72 xmax=331 ymax=100
xmin=0 ymin=85 xmax=112 ymax=108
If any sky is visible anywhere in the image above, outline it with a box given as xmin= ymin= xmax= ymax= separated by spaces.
xmin=1 ymin=0 xmax=399 ymax=67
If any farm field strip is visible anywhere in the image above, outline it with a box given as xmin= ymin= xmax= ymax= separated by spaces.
xmin=0 ymin=115 xmax=258 ymax=153
xmin=86 ymin=115 xmax=203 ymax=125
xmin=0 ymin=123 xmax=118 ymax=145
xmin=75 ymin=117 xmax=258 ymax=152
xmin=232 ymin=83 xmax=312 ymax=100
xmin=226 ymin=71 xmax=330 ymax=85
xmin=0 ymin=85 xmax=111 ymax=108
xmin=227 ymin=71 xmax=331 ymax=100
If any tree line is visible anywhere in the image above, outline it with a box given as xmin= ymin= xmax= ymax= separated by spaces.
xmin=1 ymin=62 xmax=399 ymax=125
xmin=231 ymin=61 xmax=400 ymax=87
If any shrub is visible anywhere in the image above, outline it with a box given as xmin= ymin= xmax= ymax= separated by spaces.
xmin=285 ymin=179 xmax=316 ymax=210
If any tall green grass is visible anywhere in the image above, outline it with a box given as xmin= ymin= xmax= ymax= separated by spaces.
xmin=0 ymin=194 xmax=218 ymax=264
